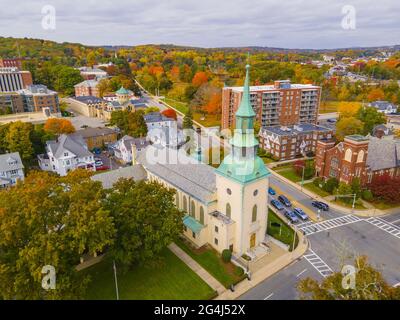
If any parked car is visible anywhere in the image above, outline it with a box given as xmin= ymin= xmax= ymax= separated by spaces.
xmin=293 ymin=208 xmax=309 ymax=221
xmin=327 ymin=118 xmax=337 ymax=123
xmin=312 ymin=201 xmax=330 ymax=211
xmin=95 ymin=165 xmax=110 ymax=171
xmin=95 ymin=158 xmax=104 ymax=167
xmin=271 ymin=199 xmax=284 ymax=211
xmin=284 ymin=209 xmax=299 ymax=224
xmin=268 ymin=187 xmax=276 ymax=195
xmin=278 ymin=195 xmax=292 ymax=207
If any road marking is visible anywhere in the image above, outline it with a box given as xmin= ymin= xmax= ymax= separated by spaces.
xmin=303 ymin=249 xmax=333 ymax=278
xmin=299 ymin=214 xmax=362 ymax=235
xmin=264 ymin=293 xmax=274 ymax=300
xmin=365 ymin=217 xmax=400 ymax=239
xmin=296 ymin=268 xmax=308 ymax=278
xmin=386 ymin=218 xmax=400 ymax=225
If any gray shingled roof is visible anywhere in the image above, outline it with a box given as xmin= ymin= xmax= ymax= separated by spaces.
xmin=0 ymin=152 xmax=24 ymax=172
xmin=366 ymin=137 xmax=400 ymax=171
xmin=73 ymin=127 xmax=116 ymax=139
xmin=91 ymin=165 xmax=147 ymax=189
xmin=137 ymin=146 xmax=216 ymax=204
xmin=47 ymin=134 xmax=93 ymax=158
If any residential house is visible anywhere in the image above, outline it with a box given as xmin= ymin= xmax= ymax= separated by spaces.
xmin=111 ymin=135 xmax=150 ymax=164
xmin=38 ymin=134 xmax=96 ymax=176
xmin=0 ymin=152 xmax=24 ymax=188
xmin=369 ymin=101 xmax=397 ymax=114
xmin=72 ymin=127 xmax=118 ymax=150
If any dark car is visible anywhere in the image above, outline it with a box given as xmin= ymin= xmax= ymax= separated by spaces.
xmin=268 ymin=187 xmax=276 ymax=195
xmin=271 ymin=199 xmax=284 ymax=211
xmin=312 ymin=201 xmax=330 ymax=211
xmin=293 ymin=208 xmax=309 ymax=221
xmin=278 ymin=195 xmax=292 ymax=207
xmin=284 ymin=209 xmax=299 ymax=224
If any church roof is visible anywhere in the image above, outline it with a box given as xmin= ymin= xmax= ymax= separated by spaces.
xmin=137 ymin=146 xmax=216 ymax=204
xmin=116 ymin=87 xmax=129 ymax=95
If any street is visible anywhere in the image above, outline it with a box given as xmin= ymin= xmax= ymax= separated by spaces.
xmin=240 ymin=175 xmax=400 ymax=300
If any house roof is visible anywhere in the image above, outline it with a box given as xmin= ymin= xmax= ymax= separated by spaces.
xmin=0 ymin=152 xmax=24 ymax=172
xmin=116 ymin=135 xmax=150 ymax=151
xmin=74 ymin=80 xmax=99 ymax=88
xmin=73 ymin=96 xmax=104 ymax=104
xmin=144 ymin=112 xmax=175 ymax=123
xmin=47 ymin=134 xmax=93 ymax=159
xmin=73 ymin=127 xmax=116 ymax=139
xmin=91 ymin=165 xmax=147 ymax=189
xmin=261 ymin=124 xmax=331 ymax=137
xmin=137 ymin=145 xmax=216 ymax=204
xmin=366 ymin=136 xmax=400 ymax=171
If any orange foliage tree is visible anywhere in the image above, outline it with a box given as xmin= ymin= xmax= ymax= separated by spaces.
xmin=192 ymin=71 xmax=208 ymax=87
xmin=367 ymin=88 xmax=385 ymax=102
xmin=161 ymin=109 xmax=178 ymax=120
xmin=44 ymin=118 xmax=76 ymax=135
xmin=204 ymin=93 xmax=222 ymax=115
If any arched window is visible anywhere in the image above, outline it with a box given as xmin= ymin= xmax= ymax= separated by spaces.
xmin=252 ymin=205 xmax=257 ymax=223
xmin=357 ymin=150 xmax=365 ymax=163
xmin=200 ymin=207 xmax=205 ymax=225
xmin=190 ymin=200 xmax=196 ymax=218
xmin=344 ymin=149 xmax=352 ymax=162
xmin=183 ymin=196 xmax=187 ymax=212
xmin=226 ymin=203 xmax=231 ymax=218
xmin=175 ymin=193 xmax=179 ymax=206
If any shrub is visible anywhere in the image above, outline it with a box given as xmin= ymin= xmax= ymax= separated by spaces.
xmin=222 ymin=249 xmax=232 ymax=263
xmin=313 ymin=177 xmax=324 ymax=187
xmin=323 ymin=177 xmax=339 ymax=193
xmin=362 ymin=189 xmax=373 ymax=201
xmin=234 ymin=266 xmax=244 ymax=276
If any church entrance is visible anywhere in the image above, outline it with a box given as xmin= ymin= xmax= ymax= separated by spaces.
xmin=250 ymin=233 xmax=256 ymax=248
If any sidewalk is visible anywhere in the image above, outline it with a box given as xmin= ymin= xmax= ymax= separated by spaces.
xmin=269 ymin=169 xmax=392 ymax=217
xmin=215 ymin=230 xmax=308 ymax=300
xmin=168 ymin=243 xmax=226 ymax=294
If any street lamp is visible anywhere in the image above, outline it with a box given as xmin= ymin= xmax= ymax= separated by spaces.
xmin=294 ymin=163 xmax=306 ymax=191
xmin=334 ymin=193 xmax=357 ymax=213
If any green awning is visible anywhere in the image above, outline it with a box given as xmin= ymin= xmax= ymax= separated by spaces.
xmin=183 ymin=215 xmax=204 ymax=234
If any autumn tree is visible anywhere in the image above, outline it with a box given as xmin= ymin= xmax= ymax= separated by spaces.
xmin=0 ymin=170 xmax=115 ymax=299
xmin=368 ymin=174 xmax=400 ymax=204
xmin=298 ymin=256 xmax=400 ymax=300
xmin=337 ymin=102 xmax=361 ymax=118
xmin=161 ymin=109 xmax=178 ymax=120
xmin=44 ymin=118 xmax=76 ymax=135
xmin=335 ymin=117 xmax=364 ymax=141
xmin=183 ymin=108 xmax=194 ymax=129
xmin=5 ymin=121 xmax=34 ymax=162
xmin=356 ymin=106 xmax=386 ymax=135
xmin=192 ymin=71 xmax=208 ymax=87
xmin=104 ymin=179 xmax=183 ymax=268
xmin=367 ymin=88 xmax=385 ymax=102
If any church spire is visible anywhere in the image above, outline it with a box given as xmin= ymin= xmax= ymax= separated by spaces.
xmin=235 ymin=62 xmax=256 ymax=119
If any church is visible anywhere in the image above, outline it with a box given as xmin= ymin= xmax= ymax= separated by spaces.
xmin=95 ymin=64 xmax=271 ymax=257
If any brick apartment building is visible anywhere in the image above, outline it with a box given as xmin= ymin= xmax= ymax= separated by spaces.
xmin=221 ymin=80 xmax=321 ymax=129
xmin=315 ymin=126 xmax=400 ymax=185
xmin=74 ymin=80 xmax=100 ymax=97
xmin=0 ymin=67 xmax=33 ymax=92
xmin=0 ymin=85 xmax=59 ymax=114
xmin=0 ymin=58 xmax=23 ymax=70
xmin=72 ymin=127 xmax=118 ymax=150
xmin=259 ymin=124 xmax=334 ymax=161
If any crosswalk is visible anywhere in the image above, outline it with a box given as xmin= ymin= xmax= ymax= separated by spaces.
xmin=298 ymin=214 xmax=362 ymax=235
xmin=365 ymin=217 xmax=400 ymax=239
xmin=303 ymin=249 xmax=333 ymax=278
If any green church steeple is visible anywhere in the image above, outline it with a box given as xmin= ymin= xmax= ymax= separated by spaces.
xmin=215 ymin=63 xmax=270 ymax=184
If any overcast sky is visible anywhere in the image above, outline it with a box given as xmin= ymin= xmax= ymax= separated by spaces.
xmin=0 ymin=0 xmax=398 ymax=49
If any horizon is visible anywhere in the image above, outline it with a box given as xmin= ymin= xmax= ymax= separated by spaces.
xmin=0 ymin=0 xmax=399 ymax=50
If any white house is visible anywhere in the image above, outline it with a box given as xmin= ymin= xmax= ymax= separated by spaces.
xmin=144 ymin=112 xmax=184 ymax=148
xmin=0 ymin=152 xmax=24 ymax=188
xmin=38 ymin=134 xmax=96 ymax=176
xmin=112 ymin=135 xmax=150 ymax=164
xmin=369 ymin=101 xmax=397 ymax=114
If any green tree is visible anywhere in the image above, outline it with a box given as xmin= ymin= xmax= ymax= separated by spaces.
xmin=356 ymin=106 xmax=386 ymax=135
xmin=0 ymin=170 xmax=115 ymax=300
xmin=298 ymin=256 xmax=400 ymax=300
xmin=104 ymin=179 xmax=183 ymax=268
xmin=183 ymin=108 xmax=194 ymax=129
xmin=336 ymin=117 xmax=364 ymax=141
xmin=127 ymin=110 xmax=148 ymax=138
xmin=351 ymin=177 xmax=362 ymax=198
xmin=5 ymin=121 xmax=34 ymax=162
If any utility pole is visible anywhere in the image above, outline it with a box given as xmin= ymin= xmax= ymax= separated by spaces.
xmin=113 ymin=260 xmax=119 ymax=300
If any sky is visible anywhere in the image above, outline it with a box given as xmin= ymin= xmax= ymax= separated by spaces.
xmin=0 ymin=0 xmax=399 ymax=49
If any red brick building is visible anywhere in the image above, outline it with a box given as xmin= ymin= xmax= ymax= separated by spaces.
xmin=0 ymin=58 xmax=23 ymax=70
xmin=221 ymin=80 xmax=321 ymax=129
xmin=315 ymin=128 xmax=400 ymax=185
xmin=74 ymin=80 xmax=100 ymax=97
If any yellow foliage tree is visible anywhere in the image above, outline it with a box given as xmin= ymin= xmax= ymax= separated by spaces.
xmin=337 ymin=102 xmax=361 ymax=118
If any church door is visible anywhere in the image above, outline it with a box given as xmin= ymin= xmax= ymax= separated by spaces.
xmin=250 ymin=233 xmax=256 ymax=248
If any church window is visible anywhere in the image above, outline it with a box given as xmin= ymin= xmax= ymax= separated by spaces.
xmin=190 ymin=200 xmax=196 ymax=218
xmin=183 ymin=196 xmax=187 ymax=212
xmin=226 ymin=203 xmax=231 ymax=218
xmin=227 ymin=188 xmax=232 ymax=195
xmin=344 ymin=149 xmax=352 ymax=162
xmin=357 ymin=150 xmax=365 ymax=163
xmin=253 ymin=190 xmax=258 ymax=196
xmin=252 ymin=205 xmax=257 ymax=222
xmin=200 ymin=207 xmax=205 ymax=225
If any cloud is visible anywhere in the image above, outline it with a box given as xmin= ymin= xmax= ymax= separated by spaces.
xmin=0 ymin=0 xmax=398 ymax=48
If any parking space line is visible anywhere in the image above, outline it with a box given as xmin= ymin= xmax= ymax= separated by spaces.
xmin=303 ymin=249 xmax=333 ymax=278
xmin=264 ymin=293 xmax=274 ymax=300
xmin=296 ymin=269 xmax=308 ymax=277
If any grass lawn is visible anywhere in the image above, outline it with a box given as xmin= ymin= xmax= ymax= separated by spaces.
xmin=333 ymin=198 xmax=367 ymax=210
xmin=193 ymin=113 xmax=221 ymax=127
xmin=267 ymin=209 xmax=298 ymax=251
xmin=83 ymin=248 xmax=216 ymax=300
xmin=275 ymin=168 xmax=303 ymax=183
xmin=261 ymin=156 xmax=275 ymax=164
xmin=367 ymin=201 xmax=400 ymax=210
xmin=162 ymin=98 xmax=189 ymax=114
xmin=303 ymin=182 xmax=331 ymax=198
xmin=175 ymin=239 xmax=246 ymax=288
